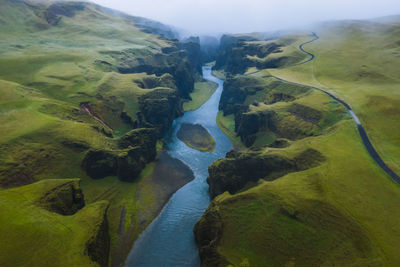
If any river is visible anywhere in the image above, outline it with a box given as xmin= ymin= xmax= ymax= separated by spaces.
xmin=125 ymin=66 xmax=232 ymax=266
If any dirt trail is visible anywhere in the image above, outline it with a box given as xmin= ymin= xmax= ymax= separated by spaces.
xmin=80 ymin=102 xmax=113 ymax=132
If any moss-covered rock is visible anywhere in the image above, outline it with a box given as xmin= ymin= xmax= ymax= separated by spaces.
xmin=118 ymin=128 xmax=157 ymax=161
xmin=44 ymin=2 xmax=86 ymax=26
xmin=82 ymin=128 xmax=158 ymax=182
xmin=235 ymin=111 xmax=276 ymax=147
xmin=179 ymin=36 xmax=203 ymax=76
xmin=133 ymin=73 xmax=177 ymax=90
xmin=207 ymin=149 xmax=325 ymax=198
xmin=114 ymin=43 xmax=197 ymax=99
xmin=268 ymin=138 xmax=290 ymax=148
xmin=84 ymin=201 xmax=110 ymax=267
xmin=37 ymin=179 xmax=85 ymax=215
xmin=219 ymin=76 xmax=265 ymax=115
xmin=81 ymin=149 xmax=118 ymax=179
xmin=193 ymin=202 xmax=231 ymax=267
xmin=215 ymin=34 xmax=284 ymax=74
xmin=82 ymin=147 xmax=149 ymax=182
xmin=138 ymin=89 xmax=182 ymax=135
xmin=116 ymin=147 xmax=146 ymax=182
xmin=218 ymin=75 xmax=341 ymax=147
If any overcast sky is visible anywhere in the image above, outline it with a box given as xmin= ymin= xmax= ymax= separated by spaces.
xmin=93 ymin=0 xmax=400 ymax=35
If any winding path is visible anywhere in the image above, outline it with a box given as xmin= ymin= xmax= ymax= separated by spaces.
xmin=247 ymin=32 xmax=400 ymax=184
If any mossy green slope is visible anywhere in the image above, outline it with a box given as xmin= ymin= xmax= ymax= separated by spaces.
xmin=197 ymin=23 xmax=400 ymax=266
xmin=0 ymin=0 xmax=197 ymax=265
xmin=0 ymin=179 xmax=110 ymax=267
xmin=183 ymin=80 xmax=218 ymax=112
xmin=268 ymin=19 xmax=400 ymax=174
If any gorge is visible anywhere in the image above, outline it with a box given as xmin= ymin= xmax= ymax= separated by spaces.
xmin=1 ymin=1 xmax=400 ymax=267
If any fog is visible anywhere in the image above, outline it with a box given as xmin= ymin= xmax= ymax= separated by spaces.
xmin=93 ymin=0 xmax=400 ymax=35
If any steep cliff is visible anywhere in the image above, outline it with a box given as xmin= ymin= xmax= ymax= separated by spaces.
xmin=200 ymin=35 xmax=220 ymax=64
xmin=0 ymin=0 xmax=201 ymax=265
xmin=207 ymin=149 xmax=325 ymax=198
xmin=197 ymin=28 xmax=400 ymax=266
xmin=215 ymin=33 xmax=309 ymax=74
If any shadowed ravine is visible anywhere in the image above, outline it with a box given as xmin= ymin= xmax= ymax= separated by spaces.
xmin=125 ymin=66 xmax=232 ymax=266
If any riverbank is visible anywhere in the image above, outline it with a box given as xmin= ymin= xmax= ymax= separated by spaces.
xmin=125 ymin=66 xmax=232 ymax=266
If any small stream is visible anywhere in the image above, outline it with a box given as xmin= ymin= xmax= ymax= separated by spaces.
xmin=125 ymin=66 xmax=232 ymax=266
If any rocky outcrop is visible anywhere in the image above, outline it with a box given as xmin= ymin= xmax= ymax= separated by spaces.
xmin=85 ymin=201 xmax=110 ymax=267
xmin=215 ymin=35 xmax=257 ymax=73
xmin=218 ymin=75 xmax=327 ymax=147
xmin=207 ymin=152 xmax=292 ymax=198
xmin=138 ymin=89 xmax=182 ymax=136
xmin=114 ymin=44 xmax=196 ymax=99
xmin=37 ymin=180 xmax=85 ymax=215
xmin=82 ymin=128 xmax=157 ymax=182
xmin=91 ymin=30 xmax=202 ymax=138
xmin=118 ymin=128 xmax=157 ymax=160
xmin=207 ymin=149 xmax=325 ymax=198
xmin=116 ymin=147 xmax=147 ymax=182
xmin=193 ymin=202 xmax=231 ymax=267
xmin=219 ymin=76 xmax=265 ymax=115
xmin=179 ymin=37 xmax=203 ymax=75
xmin=215 ymin=34 xmax=283 ymax=74
xmin=235 ymin=111 xmax=277 ymax=147
xmin=265 ymin=92 xmax=296 ymax=104
xmin=44 ymin=2 xmax=86 ymax=26
xmin=133 ymin=74 xmax=177 ymax=90
xmin=81 ymin=149 xmax=117 ymax=179
xmin=82 ymin=147 xmax=146 ymax=182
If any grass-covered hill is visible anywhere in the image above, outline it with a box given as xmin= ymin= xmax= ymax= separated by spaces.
xmin=0 ymin=0 xmax=200 ymax=265
xmin=269 ymin=18 xmax=400 ymax=175
xmin=195 ymin=18 xmax=400 ymax=266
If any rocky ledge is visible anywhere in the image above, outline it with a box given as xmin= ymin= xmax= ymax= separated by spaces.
xmin=207 ymin=149 xmax=325 ymax=198
xmin=82 ymin=128 xmax=157 ymax=182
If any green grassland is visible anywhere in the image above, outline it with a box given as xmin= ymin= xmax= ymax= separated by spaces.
xmin=0 ymin=0 xmax=194 ymax=265
xmin=204 ymin=22 xmax=400 ymax=265
xmin=0 ymin=179 xmax=109 ymax=266
xmin=183 ymin=80 xmax=218 ymax=111
xmin=216 ymin=111 xmax=245 ymax=150
xmin=268 ymin=19 xmax=400 ymax=174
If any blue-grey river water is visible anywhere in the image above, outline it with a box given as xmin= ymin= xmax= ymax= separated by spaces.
xmin=125 ymin=66 xmax=232 ymax=266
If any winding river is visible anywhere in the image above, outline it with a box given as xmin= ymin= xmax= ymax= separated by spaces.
xmin=125 ymin=66 xmax=232 ymax=266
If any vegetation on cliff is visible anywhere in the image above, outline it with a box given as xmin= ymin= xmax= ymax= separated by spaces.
xmin=196 ymin=20 xmax=400 ymax=266
xmin=0 ymin=0 xmax=199 ymax=265
xmin=215 ymin=32 xmax=311 ymax=74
